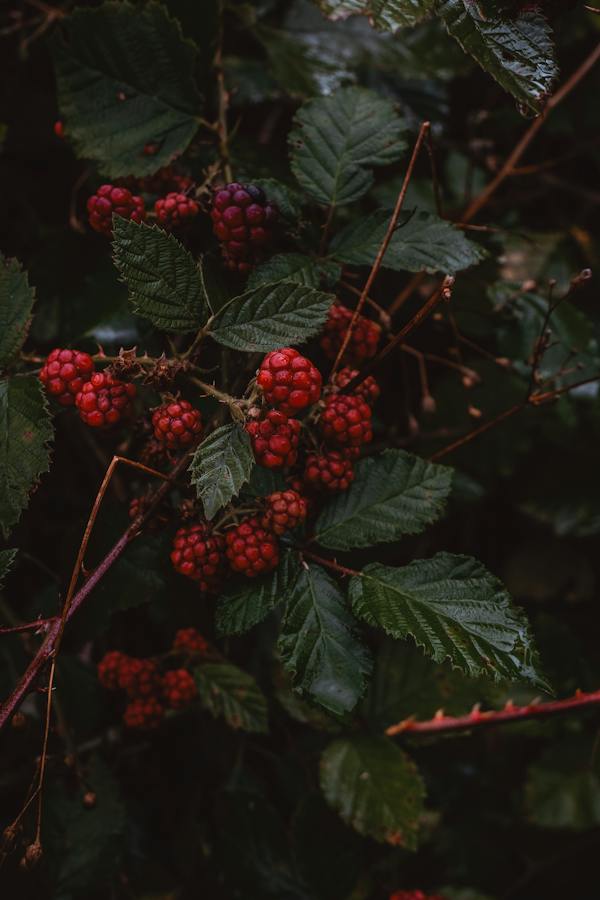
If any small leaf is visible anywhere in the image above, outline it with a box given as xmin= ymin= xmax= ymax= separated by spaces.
xmin=320 ymin=735 xmax=425 ymax=847
xmin=315 ymin=449 xmax=453 ymax=551
xmin=216 ymin=550 xmax=301 ymax=636
xmin=194 ymin=662 xmax=269 ymax=733
xmin=247 ymin=254 xmax=340 ymax=290
xmin=289 ymin=87 xmax=407 ymax=207
xmin=0 ymin=376 xmax=54 ymax=539
xmin=278 ymin=563 xmax=372 ymax=715
xmin=112 ymin=218 xmax=208 ymax=332
xmin=330 ymin=209 xmax=485 ymax=274
xmin=435 ymin=2 xmax=557 ymax=113
xmin=52 ymin=0 xmax=202 ymax=177
xmin=0 ymin=256 xmax=36 ymax=370
xmin=0 ymin=548 xmax=16 ymax=589
xmin=317 ymin=0 xmax=435 ymax=29
xmin=349 ymin=553 xmax=547 ymax=686
xmin=211 ymin=282 xmax=333 ymax=352
xmin=189 ymin=424 xmax=254 ymax=520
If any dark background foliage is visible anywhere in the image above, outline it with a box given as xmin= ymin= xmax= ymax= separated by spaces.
xmin=1 ymin=1 xmax=600 ymax=898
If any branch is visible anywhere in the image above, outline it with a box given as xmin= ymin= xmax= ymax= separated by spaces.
xmin=386 ymin=688 xmax=600 ymax=738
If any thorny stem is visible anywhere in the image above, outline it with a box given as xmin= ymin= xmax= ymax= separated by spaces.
xmin=188 ymin=376 xmax=247 ymax=421
xmin=301 ymin=549 xmax=360 ymax=578
xmin=329 ymin=122 xmax=432 ymax=379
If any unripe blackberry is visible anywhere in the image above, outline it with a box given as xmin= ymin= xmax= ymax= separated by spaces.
xmin=118 ymin=657 xmax=161 ymax=699
xmin=97 ymin=650 xmax=130 ymax=690
xmin=330 ymin=367 xmax=380 ymax=406
xmin=75 ymin=372 xmax=136 ymax=428
xmin=210 ymin=182 xmax=277 ymax=274
xmin=87 ymin=184 xmax=145 ymax=236
xmin=123 ymin=696 xmax=164 ymax=730
xmin=163 ymin=668 xmax=197 ymax=709
xmin=319 ymin=394 xmax=372 ymax=448
xmin=39 ymin=348 xmax=95 ymax=406
xmin=170 ymin=522 xmax=226 ymax=593
xmin=225 ymin=516 xmax=279 ymax=577
xmin=152 ymin=399 xmax=203 ymax=449
xmin=257 ymin=348 xmax=322 ymax=413
xmin=304 ymin=450 xmax=354 ymax=492
xmin=246 ymin=409 xmax=301 ymax=468
xmin=320 ymin=304 xmax=381 ymax=365
xmin=261 ymin=489 xmax=308 ymax=535
xmin=172 ymin=627 xmax=209 ymax=657
xmin=154 ymin=192 xmax=199 ymax=230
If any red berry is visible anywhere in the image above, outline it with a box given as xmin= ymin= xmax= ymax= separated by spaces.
xmin=75 ymin=371 xmax=136 ymax=428
xmin=330 ymin=367 xmax=380 ymax=406
xmin=53 ymin=120 xmax=65 ymax=138
xmin=154 ymin=192 xmax=199 ymax=230
xmin=86 ymin=184 xmax=146 ymax=237
xmin=210 ymin=182 xmax=277 ymax=274
xmin=225 ymin=516 xmax=279 ymax=577
xmin=97 ymin=650 xmax=130 ymax=690
xmin=257 ymin=348 xmax=322 ymax=413
xmin=261 ymin=489 xmax=308 ymax=535
xmin=163 ymin=668 xmax=197 ymax=709
xmin=246 ymin=409 xmax=301 ymax=469
xmin=304 ymin=450 xmax=354 ymax=492
xmin=123 ymin=696 xmax=164 ymax=730
xmin=118 ymin=658 xmax=161 ymax=699
xmin=320 ymin=304 xmax=381 ymax=365
xmin=319 ymin=394 xmax=372 ymax=448
xmin=170 ymin=522 xmax=226 ymax=593
xmin=39 ymin=348 xmax=95 ymax=407
xmin=152 ymin=399 xmax=203 ymax=449
xmin=172 ymin=628 xmax=209 ymax=657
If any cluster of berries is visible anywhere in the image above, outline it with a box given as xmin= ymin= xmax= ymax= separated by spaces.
xmin=210 ymin=182 xmax=278 ymax=275
xmin=39 ymin=350 xmax=136 ymax=428
xmin=87 ymin=182 xmax=199 ymax=237
xmin=97 ymin=628 xmax=208 ymax=730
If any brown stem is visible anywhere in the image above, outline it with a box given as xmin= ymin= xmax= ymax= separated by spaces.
xmin=302 ymin=549 xmax=360 ymax=578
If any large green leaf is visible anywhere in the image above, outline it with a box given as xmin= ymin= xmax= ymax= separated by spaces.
xmin=189 ymin=424 xmax=254 ymax=521
xmin=194 ymin=662 xmax=269 ymax=733
xmin=435 ymin=2 xmax=557 ymax=113
xmin=210 ymin=282 xmax=333 ymax=352
xmin=216 ymin=550 xmax=300 ymax=636
xmin=0 ymin=376 xmax=54 ymax=539
xmin=330 ymin=209 xmax=485 ymax=274
xmin=52 ymin=0 xmax=202 ymax=177
xmin=289 ymin=87 xmax=407 ymax=206
xmin=247 ymin=253 xmax=340 ymax=290
xmin=320 ymin=736 xmax=425 ymax=847
xmin=0 ymin=257 xmax=35 ymax=371
xmin=315 ymin=449 xmax=453 ymax=551
xmin=278 ymin=563 xmax=372 ymax=715
xmin=317 ymin=0 xmax=435 ymax=29
xmin=113 ymin=218 xmax=208 ymax=332
xmin=349 ymin=553 xmax=546 ymax=685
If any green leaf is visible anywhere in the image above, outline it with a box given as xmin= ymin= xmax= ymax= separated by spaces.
xmin=320 ymin=736 xmax=425 ymax=847
xmin=216 ymin=550 xmax=300 ymax=636
xmin=0 ymin=257 xmax=35 ymax=370
xmin=317 ymin=0 xmax=435 ymax=29
xmin=194 ymin=662 xmax=269 ymax=733
xmin=211 ymin=282 xmax=333 ymax=352
xmin=0 ymin=548 xmax=16 ymax=590
xmin=330 ymin=209 xmax=485 ymax=274
xmin=0 ymin=376 xmax=53 ymax=539
xmin=112 ymin=218 xmax=208 ymax=332
xmin=435 ymin=2 xmax=557 ymax=113
xmin=51 ymin=0 xmax=202 ymax=177
xmin=247 ymin=254 xmax=340 ymax=290
xmin=526 ymin=738 xmax=600 ymax=831
xmin=289 ymin=87 xmax=407 ymax=206
xmin=315 ymin=449 xmax=453 ymax=551
xmin=251 ymin=178 xmax=304 ymax=222
xmin=189 ymin=424 xmax=254 ymax=521
xmin=349 ymin=553 xmax=546 ymax=685
xmin=278 ymin=563 xmax=372 ymax=715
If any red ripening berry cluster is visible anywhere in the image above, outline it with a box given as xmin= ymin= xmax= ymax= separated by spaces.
xmin=75 ymin=371 xmax=136 ymax=428
xmin=304 ymin=449 xmax=354 ymax=493
xmin=87 ymin=184 xmax=146 ymax=236
xmin=154 ymin=192 xmax=199 ymax=230
xmin=210 ymin=182 xmax=277 ymax=274
xmin=320 ymin=303 xmax=381 ymax=365
xmin=173 ymin=628 xmax=209 ymax=657
xmin=39 ymin=348 xmax=95 ymax=407
xmin=225 ymin=516 xmax=279 ymax=577
xmin=261 ymin=489 xmax=307 ymax=535
xmin=152 ymin=399 xmax=203 ymax=450
xmin=330 ymin=366 xmax=380 ymax=405
xmin=319 ymin=393 xmax=373 ymax=450
xmin=257 ymin=348 xmax=322 ymax=414
xmin=246 ymin=408 xmax=301 ymax=469
xmin=171 ymin=522 xmax=227 ymax=593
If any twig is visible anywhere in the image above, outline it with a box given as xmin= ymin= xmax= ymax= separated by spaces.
xmin=386 ymin=688 xmax=600 ymax=738
xmin=302 ymin=549 xmax=360 ymax=578
xmin=329 ymin=122 xmax=431 ymax=378
xmin=215 ymin=2 xmax=232 ymax=183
